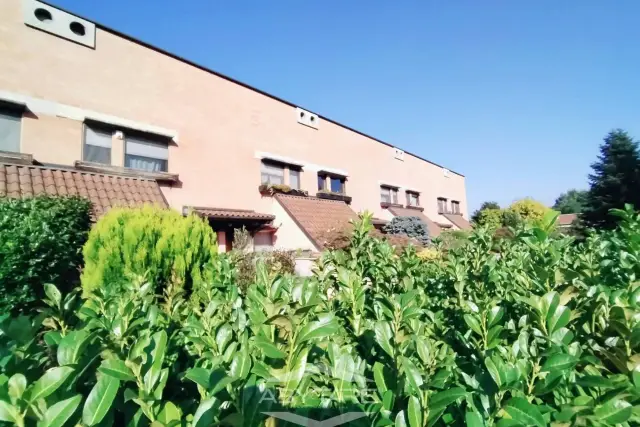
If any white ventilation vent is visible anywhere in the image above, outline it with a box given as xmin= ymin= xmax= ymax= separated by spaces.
xmin=394 ymin=147 xmax=405 ymax=161
xmin=443 ymin=168 xmax=450 ymax=178
xmin=296 ymin=108 xmax=319 ymax=129
xmin=22 ymin=0 xmax=96 ymax=48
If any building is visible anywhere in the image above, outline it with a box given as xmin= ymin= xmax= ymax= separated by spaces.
xmin=0 ymin=0 xmax=470 ymax=252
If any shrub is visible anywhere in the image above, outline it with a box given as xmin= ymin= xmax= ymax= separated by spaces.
xmin=382 ymin=215 xmax=430 ymax=245
xmin=475 ymin=208 xmax=503 ymax=229
xmin=81 ymin=206 xmax=218 ymax=295
xmin=0 ymin=196 xmax=91 ymax=313
xmin=5 ymin=208 xmax=640 ymax=426
xmin=506 ymin=198 xmax=550 ymax=226
xmin=233 ymin=249 xmax=296 ymax=290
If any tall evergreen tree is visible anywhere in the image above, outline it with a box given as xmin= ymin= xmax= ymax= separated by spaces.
xmin=582 ymin=129 xmax=640 ymax=229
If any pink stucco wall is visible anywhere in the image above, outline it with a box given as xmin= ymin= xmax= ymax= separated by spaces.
xmin=0 ymin=0 xmax=468 ymax=245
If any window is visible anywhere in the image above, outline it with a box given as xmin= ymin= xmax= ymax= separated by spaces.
xmin=452 ymin=200 xmax=461 ymax=215
xmin=381 ymin=186 xmax=398 ymax=204
xmin=289 ymin=168 xmax=301 ymax=190
xmin=0 ymin=109 xmax=21 ymax=153
xmin=261 ymin=161 xmax=285 ymax=185
xmin=407 ymin=191 xmax=420 ymax=207
xmin=318 ymin=173 xmax=346 ymax=194
xmin=254 ymin=232 xmax=273 ymax=252
xmin=83 ymin=123 xmax=112 ymax=164
xmin=330 ymin=176 xmax=345 ymax=193
xmin=125 ymin=133 xmax=169 ymax=172
xmin=437 ymin=197 xmax=448 ymax=214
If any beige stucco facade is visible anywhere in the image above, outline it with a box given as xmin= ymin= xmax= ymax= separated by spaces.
xmin=0 ymin=0 xmax=468 ymax=250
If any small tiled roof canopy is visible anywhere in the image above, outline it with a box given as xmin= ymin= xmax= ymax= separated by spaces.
xmin=387 ymin=206 xmax=444 ymax=238
xmin=0 ymin=162 xmax=167 ymax=217
xmin=275 ymin=194 xmax=357 ymax=249
xmin=557 ymin=213 xmax=578 ymax=227
xmin=442 ymin=213 xmax=472 ymax=230
xmin=186 ymin=206 xmax=275 ymax=221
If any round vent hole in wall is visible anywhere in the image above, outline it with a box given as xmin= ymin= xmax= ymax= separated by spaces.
xmin=300 ymin=111 xmax=305 ymax=118
xmin=34 ymin=8 xmax=53 ymax=22
xmin=69 ymin=21 xmax=86 ymax=36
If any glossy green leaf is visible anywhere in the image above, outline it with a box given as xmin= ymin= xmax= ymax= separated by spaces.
xmin=185 ymin=367 xmax=212 ymax=389
xmin=28 ymin=366 xmax=75 ymax=402
xmin=395 ymin=410 xmax=407 ymax=427
xmin=193 ymin=397 xmax=220 ymax=427
xmin=464 ymin=314 xmax=483 ymax=335
xmin=254 ymin=335 xmax=286 ymax=359
xmin=407 ymin=396 xmax=422 ymax=427
xmin=8 ymin=374 xmax=26 ymax=403
xmin=541 ymin=353 xmax=578 ymax=373
xmin=593 ymin=399 xmax=632 ymax=424
xmin=402 ymin=357 xmax=423 ymax=394
xmin=503 ymin=398 xmax=545 ymax=427
xmin=465 ymin=411 xmax=485 ymax=427
xmin=230 ymin=349 xmax=252 ymax=380
xmin=0 ymin=401 xmax=17 ymax=423
xmin=39 ymin=394 xmax=82 ymax=427
xmin=82 ymin=375 xmax=120 ymax=426
xmin=429 ymin=387 xmax=466 ymax=412
xmin=98 ymin=359 xmax=135 ymax=382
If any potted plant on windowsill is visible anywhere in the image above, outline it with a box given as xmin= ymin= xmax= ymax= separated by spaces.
xmin=316 ymin=189 xmax=353 ymax=204
xmin=258 ymin=183 xmax=308 ymax=197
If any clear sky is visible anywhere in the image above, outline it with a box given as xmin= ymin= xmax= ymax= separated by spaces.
xmin=51 ymin=0 xmax=640 ymax=212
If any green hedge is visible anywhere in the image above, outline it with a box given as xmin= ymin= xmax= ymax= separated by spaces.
xmin=0 ymin=196 xmax=92 ymax=313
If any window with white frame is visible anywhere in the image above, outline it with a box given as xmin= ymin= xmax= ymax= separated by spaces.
xmin=261 ymin=160 xmax=285 ymax=185
xmin=0 ymin=108 xmax=22 ymax=153
xmin=83 ymin=123 xmax=112 ymax=165
xmin=407 ymin=191 xmax=420 ymax=207
xmin=380 ymin=186 xmax=398 ymax=204
xmin=125 ymin=133 xmax=169 ymax=172
xmin=452 ymin=200 xmax=461 ymax=215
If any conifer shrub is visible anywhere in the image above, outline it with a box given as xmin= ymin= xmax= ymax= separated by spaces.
xmin=0 ymin=195 xmax=91 ymax=313
xmin=81 ymin=206 xmax=218 ymax=295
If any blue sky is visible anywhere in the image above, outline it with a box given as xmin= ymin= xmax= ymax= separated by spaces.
xmin=52 ymin=0 xmax=640 ymax=212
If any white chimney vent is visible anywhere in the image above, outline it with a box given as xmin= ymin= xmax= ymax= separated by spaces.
xmin=296 ymin=107 xmax=319 ymax=129
xmin=443 ymin=168 xmax=450 ymax=178
xmin=22 ymin=0 xmax=96 ymax=48
xmin=394 ymin=148 xmax=405 ymax=161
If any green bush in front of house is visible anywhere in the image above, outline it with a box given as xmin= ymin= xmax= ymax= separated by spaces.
xmin=81 ymin=206 xmax=219 ymax=296
xmin=0 ymin=195 xmax=92 ymax=313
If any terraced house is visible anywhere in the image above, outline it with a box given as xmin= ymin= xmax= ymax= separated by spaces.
xmin=0 ymin=0 xmax=470 ymax=252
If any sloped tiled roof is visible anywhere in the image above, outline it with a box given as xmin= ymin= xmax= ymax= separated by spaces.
xmin=187 ymin=206 xmax=274 ymax=221
xmin=443 ymin=213 xmax=472 ymax=230
xmin=387 ymin=206 xmax=443 ymax=238
xmin=558 ymin=213 xmax=578 ymax=227
xmin=0 ymin=162 xmax=167 ymax=217
xmin=275 ymin=194 xmax=357 ymax=249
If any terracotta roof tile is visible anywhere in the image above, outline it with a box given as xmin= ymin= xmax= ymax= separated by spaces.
xmin=442 ymin=213 xmax=472 ymax=230
xmin=387 ymin=206 xmax=444 ymax=238
xmin=275 ymin=194 xmax=357 ymax=249
xmin=557 ymin=213 xmax=578 ymax=226
xmin=187 ymin=206 xmax=275 ymax=221
xmin=0 ymin=162 xmax=167 ymax=217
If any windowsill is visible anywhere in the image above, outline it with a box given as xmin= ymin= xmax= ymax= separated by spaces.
xmin=380 ymin=202 xmax=404 ymax=209
xmin=0 ymin=150 xmax=34 ymax=165
xmin=316 ymin=191 xmax=352 ymax=204
xmin=74 ymin=161 xmax=179 ymax=182
xmin=259 ymin=184 xmax=308 ymax=197
xmin=405 ymin=205 xmax=424 ymax=211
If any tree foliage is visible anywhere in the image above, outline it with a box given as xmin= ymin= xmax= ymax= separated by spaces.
xmin=3 ymin=210 xmax=640 ymax=425
xmin=0 ymin=196 xmax=91 ymax=314
xmin=553 ymin=189 xmax=587 ymax=214
xmin=475 ymin=208 xmax=503 ymax=229
xmin=471 ymin=201 xmax=500 ymax=224
xmin=382 ymin=215 xmax=430 ymax=245
xmin=583 ymin=129 xmax=640 ymax=229
xmin=81 ymin=206 xmax=218 ymax=296
xmin=505 ymin=198 xmax=550 ymax=227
